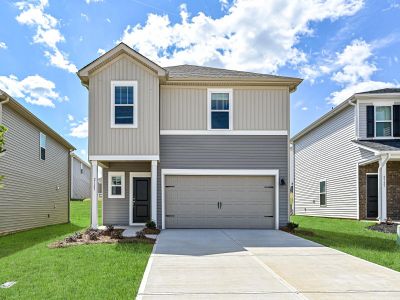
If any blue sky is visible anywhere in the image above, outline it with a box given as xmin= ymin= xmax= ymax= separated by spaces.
xmin=0 ymin=0 xmax=399 ymax=161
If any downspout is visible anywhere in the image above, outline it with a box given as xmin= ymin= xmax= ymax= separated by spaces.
xmin=378 ymin=153 xmax=390 ymax=223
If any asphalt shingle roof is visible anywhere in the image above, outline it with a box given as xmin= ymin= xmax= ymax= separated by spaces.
xmin=357 ymin=88 xmax=400 ymax=94
xmin=353 ymin=139 xmax=400 ymax=152
xmin=164 ymin=64 xmax=300 ymax=81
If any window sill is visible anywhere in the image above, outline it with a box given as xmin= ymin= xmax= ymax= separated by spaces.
xmin=111 ymin=125 xmax=138 ymax=129
xmin=108 ymin=195 xmax=125 ymax=199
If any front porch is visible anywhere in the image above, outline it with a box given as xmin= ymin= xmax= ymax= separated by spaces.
xmin=359 ymin=159 xmax=400 ymax=222
xmin=89 ymin=159 xmax=158 ymax=229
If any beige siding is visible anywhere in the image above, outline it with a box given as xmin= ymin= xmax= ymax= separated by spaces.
xmin=0 ymin=105 xmax=70 ymax=235
xmin=89 ymin=54 xmax=159 ymax=156
xmin=294 ymin=106 xmax=375 ymax=219
xmin=71 ymin=157 xmax=90 ymax=199
xmin=160 ymin=86 xmax=289 ymax=130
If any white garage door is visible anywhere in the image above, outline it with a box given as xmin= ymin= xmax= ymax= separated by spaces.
xmin=165 ymin=175 xmax=275 ymax=229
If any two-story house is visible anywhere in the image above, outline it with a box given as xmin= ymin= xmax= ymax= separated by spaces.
xmin=78 ymin=43 xmax=302 ymax=230
xmin=292 ymin=88 xmax=400 ymax=222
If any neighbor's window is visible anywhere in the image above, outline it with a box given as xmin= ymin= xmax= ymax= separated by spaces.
xmin=208 ymin=89 xmax=232 ymax=130
xmin=39 ymin=132 xmax=46 ymax=160
xmin=319 ymin=180 xmax=326 ymax=206
xmin=375 ymin=106 xmax=392 ymax=137
xmin=111 ymin=81 xmax=137 ymax=128
xmin=80 ymin=163 xmax=83 ymax=174
xmin=108 ymin=172 xmax=125 ymax=198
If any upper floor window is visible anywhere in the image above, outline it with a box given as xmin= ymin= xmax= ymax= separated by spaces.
xmin=319 ymin=180 xmax=326 ymax=206
xmin=80 ymin=163 xmax=83 ymax=174
xmin=39 ymin=132 xmax=46 ymax=160
xmin=208 ymin=89 xmax=232 ymax=130
xmin=111 ymin=81 xmax=137 ymax=128
xmin=375 ymin=106 xmax=392 ymax=137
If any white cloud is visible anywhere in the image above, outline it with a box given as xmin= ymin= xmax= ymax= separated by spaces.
xmin=67 ymin=114 xmax=74 ymax=122
xmin=120 ymin=0 xmax=364 ymax=73
xmin=15 ymin=0 xmax=77 ymax=73
xmin=97 ymin=48 xmax=106 ymax=55
xmin=85 ymin=0 xmax=103 ymax=3
xmin=80 ymin=149 xmax=87 ymax=157
xmin=81 ymin=13 xmax=89 ymax=22
xmin=301 ymin=106 xmax=309 ymax=111
xmin=0 ymin=74 xmax=67 ymax=108
xmin=106 ymin=18 xmax=111 ymax=23
xmin=0 ymin=42 xmax=7 ymax=49
xmin=69 ymin=117 xmax=88 ymax=138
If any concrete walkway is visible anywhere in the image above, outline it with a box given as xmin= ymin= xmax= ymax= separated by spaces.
xmin=137 ymin=230 xmax=400 ymax=299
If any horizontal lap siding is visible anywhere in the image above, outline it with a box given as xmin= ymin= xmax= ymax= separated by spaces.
xmin=71 ymin=157 xmax=90 ymax=199
xmin=89 ymin=55 xmax=159 ymax=156
xmin=158 ymin=135 xmax=289 ymax=227
xmin=103 ymin=162 xmax=150 ymax=225
xmin=294 ymin=106 xmax=375 ymax=219
xmin=160 ymin=86 xmax=289 ymax=131
xmin=0 ymin=106 xmax=69 ymax=235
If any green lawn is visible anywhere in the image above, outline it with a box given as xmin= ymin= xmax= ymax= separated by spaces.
xmin=0 ymin=200 xmax=153 ymax=300
xmin=291 ymin=215 xmax=400 ymax=272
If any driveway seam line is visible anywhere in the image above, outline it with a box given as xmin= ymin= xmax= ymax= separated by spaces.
xmin=220 ymin=230 xmax=309 ymax=300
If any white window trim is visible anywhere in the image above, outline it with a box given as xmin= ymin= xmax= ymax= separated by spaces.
xmin=374 ymin=105 xmax=393 ymax=139
xmin=108 ymin=171 xmax=125 ymax=199
xmin=319 ymin=179 xmax=327 ymax=207
xmin=207 ymin=88 xmax=233 ymax=131
xmin=39 ymin=132 xmax=46 ymax=161
xmin=111 ymin=81 xmax=138 ymax=129
xmin=161 ymin=169 xmax=280 ymax=230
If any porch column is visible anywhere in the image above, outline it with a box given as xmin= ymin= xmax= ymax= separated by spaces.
xmin=90 ymin=160 xmax=98 ymax=229
xmin=378 ymin=154 xmax=390 ymax=223
xmin=151 ymin=160 xmax=158 ymax=225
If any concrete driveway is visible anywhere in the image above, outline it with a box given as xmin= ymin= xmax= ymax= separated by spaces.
xmin=137 ymin=230 xmax=400 ymax=299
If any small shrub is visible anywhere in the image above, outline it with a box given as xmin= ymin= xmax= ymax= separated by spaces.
xmin=111 ymin=229 xmax=123 ymax=239
xmin=146 ymin=220 xmax=156 ymax=229
xmin=104 ymin=225 xmax=114 ymax=236
xmin=65 ymin=232 xmax=83 ymax=243
xmin=287 ymin=222 xmax=299 ymax=231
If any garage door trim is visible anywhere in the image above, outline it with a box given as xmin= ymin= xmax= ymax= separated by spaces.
xmin=161 ymin=169 xmax=280 ymax=230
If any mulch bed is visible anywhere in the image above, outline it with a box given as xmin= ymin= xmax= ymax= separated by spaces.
xmin=368 ymin=223 xmax=399 ymax=234
xmin=48 ymin=228 xmax=155 ymax=248
xmin=143 ymin=228 xmax=161 ymax=235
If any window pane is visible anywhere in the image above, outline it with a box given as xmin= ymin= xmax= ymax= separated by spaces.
xmin=211 ymin=93 xmax=229 ymax=101
xmin=112 ymin=186 xmax=122 ymax=195
xmin=127 ymin=86 xmax=134 ymax=104
xmin=115 ymin=106 xmax=134 ymax=124
xmin=211 ymin=99 xmax=229 ymax=110
xmin=211 ymin=111 xmax=229 ymax=129
xmin=320 ymin=194 xmax=326 ymax=206
xmin=112 ymin=176 xmax=121 ymax=185
xmin=320 ymin=181 xmax=326 ymax=193
xmin=40 ymin=133 xmax=46 ymax=149
xmin=376 ymin=106 xmax=391 ymax=121
xmin=115 ymin=87 xmax=122 ymax=104
xmin=376 ymin=122 xmax=392 ymax=137
xmin=40 ymin=147 xmax=45 ymax=160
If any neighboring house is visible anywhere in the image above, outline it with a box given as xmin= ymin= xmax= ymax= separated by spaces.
xmin=292 ymin=88 xmax=400 ymax=222
xmin=0 ymin=89 xmax=75 ymax=235
xmin=71 ymin=153 xmax=91 ymax=200
xmin=77 ymin=43 xmax=302 ymax=230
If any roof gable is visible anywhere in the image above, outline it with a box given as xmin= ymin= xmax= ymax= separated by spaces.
xmin=77 ymin=43 xmax=166 ymax=85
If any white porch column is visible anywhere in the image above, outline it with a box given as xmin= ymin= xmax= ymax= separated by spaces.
xmin=151 ymin=160 xmax=158 ymax=225
xmin=378 ymin=154 xmax=390 ymax=223
xmin=90 ymin=160 xmax=98 ymax=228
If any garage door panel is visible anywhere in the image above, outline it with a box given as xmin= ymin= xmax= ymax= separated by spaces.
xmin=165 ymin=175 xmax=275 ymax=229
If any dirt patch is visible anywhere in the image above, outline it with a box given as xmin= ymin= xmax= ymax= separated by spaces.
xmin=368 ymin=223 xmax=398 ymax=234
xmin=295 ymin=229 xmax=315 ymax=237
xmin=49 ymin=228 xmax=155 ymax=248
xmin=143 ymin=228 xmax=161 ymax=235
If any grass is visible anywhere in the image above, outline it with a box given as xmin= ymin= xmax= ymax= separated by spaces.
xmin=0 ymin=200 xmax=153 ymax=300
xmin=291 ymin=215 xmax=400 ymax=272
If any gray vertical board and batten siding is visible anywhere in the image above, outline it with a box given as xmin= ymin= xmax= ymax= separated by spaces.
xmin=102 ymin=161 xmax=150 ymax=225
xmin=157 ymin=135 xmax=289 ymax=228
xmin=160 ymin=86 xmax=289 ymax=130
xmin=88 ymin=55 xmax=159 ymax=156
xmin=294 ymin=105 xmax=375 ymax=219
xmin=71 ymin=157 xmax=90 ymax=199
xmin=0 ymin=106 xmax=70 ymax=235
